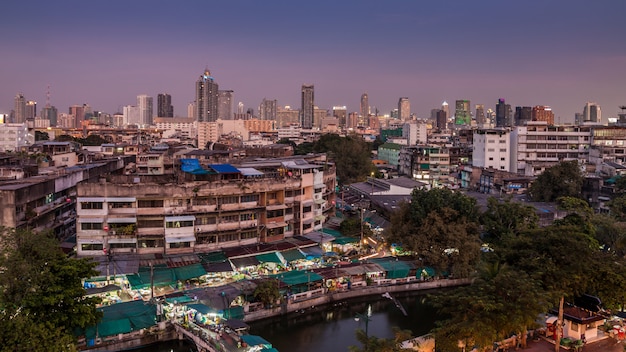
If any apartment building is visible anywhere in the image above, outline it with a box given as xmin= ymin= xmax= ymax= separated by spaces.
xmin=511 ymin=121 xmax=591 ymax=176
xmin=472 ymin=129 xmax=512 ymax=172
xmin=76 ymin=155 xmax=335 ymax=258
xmin=398 ymin=145 xmax=451 ymax=187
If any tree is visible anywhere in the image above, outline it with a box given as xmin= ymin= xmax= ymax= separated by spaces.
xmin=527 ymin=160 xmax=583 ymax=202
xmin=34 ymin=130 xmax=50 ymax=141
xmin=480 ymin=197 xmax=539 ymax=244
xmin=253 ymin=279 xmax=280 ymax=308
xmin=608 ymin=195 xmax=626 ymax=222
xmin=311 ymin=133 xmax=375 ymax=185
xmin=0 ymin=227 xmax=102 ymax=350
xmin=349 ymin=326 xmax=414 ymax=352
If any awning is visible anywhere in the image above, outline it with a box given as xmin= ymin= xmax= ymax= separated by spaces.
xmin=165 ymin=236 xmax=196 ymax=243
xmin=241 ymin=335 xmax=272 ymax=348
xmin=237 ymin=167 xmax=264 ymax=177
xmin=281 ymin=249 xmax=305 ymax=262
xmin=266 ymin=204 xmax=288 ymax=211
xmin=266 ymin=221 xmax=287 ymax=229
xmin=300 ymin=246 xmax=324 ymax=258
xmin=203 ymin=261 xmax=235 ymax=273
xmin=302 ymin=218 xmax=315 ymax=225
xmin=77 ymin=217 xmax=104 ymax=223
xmin=107 ymin=217 xmax=137 ymax=223
xmin=106 ymin=197 xmax=136 ymax=202
xmin=173 ymin=263 xmax=207 ymax=281
xmin=230 ymin=256 xmax=260 ymax=269
xmin=186 ymin=303 xmax=217 ymax=315
xmin=165 ymin=215 xmax=196 ymax=222
xmin=78 ymin=197 xmax=105 ymax=202
xmin=271 ymin=270 xmax=323 ymax=286
xmin=301 ymin=200 xmax=314 ymax=207
xmin=256 ymin=252 xmax=284 ymax=264
xmin=303 ymin=231 xmax=335 ymax=244
xmin=314 ymin=199 xmax=325 ymax=205
xmin=107 ymin=238 xmax=138 ymax=244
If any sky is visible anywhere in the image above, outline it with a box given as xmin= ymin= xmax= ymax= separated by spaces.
xmin=1 ymin=0 xmax=625 ymax=123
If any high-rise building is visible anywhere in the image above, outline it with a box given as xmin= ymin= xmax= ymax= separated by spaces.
xmin=360 ymin=93 xmax=369 ymax=121
xmin=514 ymin=106 xmax=532 ymax=126
xmin=441 ymin=101 xmax=449 ymax=121
xmin=436 ymin=110 xmax=447 ymax=130
xmin=332 ymin=106 xmax=347 ymax=128
xmin=137 ymin=94 xmax=153 ymax=126
xmin=347 ymin=112 xmax=359 ymax=129
xmin=187 ymin=102 xmax=195 ymax=118
xmin=195 ymin=69 xmax=219 ymax=122
xmin=532 ymin=106 xmax=554 ymax=125
xmin=123 ymin=105 xmax=140 ymax=126
xmin=218 ymin=90 xmax=234 ymax=120
xmin=25 ymin=100 xmax=37 ymax=120
xmin=583 ymin=102 xmax=601 ymax=123
xmin=300 ymin=84 xmax=314 ymax=129
xmin=398 ymin=97 xmax=410 ymax=120
xmin=495 ymin=99 xmax=512 ymax=127
xmin=157 ymin=93 xmax=173 ymax=117
xmin=41 ymin=106 xmax=58 ymax=126
xmin=454 ymin=100 xmax=471 ymax=125
xmin=69 ymin=104 xmax=86 ymax=128
xmin=13 ymin=93 xmax=26 ymax=123
xmin=259 ymin=98 xmax=277 ymax=121
xmin=475 ymin=104 xmax=485 ymax=125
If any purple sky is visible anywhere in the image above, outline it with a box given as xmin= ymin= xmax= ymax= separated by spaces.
xmin=1 ymin=0 xmax=625 ymax=123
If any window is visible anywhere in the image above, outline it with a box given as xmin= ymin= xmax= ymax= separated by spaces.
xmin=267 ymin=209 xmax=284 ymax=218
xmin=110 ymin=202 xmax=133 ymax=208
xmin=219 ymin=232 xmax=239 ymax=242
xmin=109 ymin=243 xmax=136 ymax=249
xmin=81 ymin=202 xmax=103 ymax=210
xmin=218 ymin=196 xmax=239 ymax=205
xmin=81 ymin=243 xmax=103 ymax=251
xmin=241 ymin=194 xmax=259 ymax=203
xmin=165 ymin=220 xmax=193 ymax=228
xmin=303 ymin=223 xmax=312 ymax=230
xmin=138 ymin=199 xmax=164 ymax=208
xmin=169 ymin=241 xmax=191 ymax=248
xmin=488 ymin=157 xmax=494 ymax=161
xmin=81 ymin=222 xmax=103 ymax=230
xmin=197 ymin=216 xmax=217 ymax=225
xmin=500 ymin=148 xmax=506 ymax=152
xmin=221 ymin=215 xmax=239 ymax=223
xmin=303 ymin=206 xmax=312 ymax=213
xmin=240 ymin=213 xmax=255 ymax=221
xmin=501 ymin=158 xmax=505 ymax=161
xmin=240 ymin=230 xmax=257 ymax=239
xmin=137 ymin=218 xmax=163 ymax=228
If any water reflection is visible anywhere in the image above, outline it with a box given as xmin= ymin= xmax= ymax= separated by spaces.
xmin=249 ymin=292 xmax=438 ymax=352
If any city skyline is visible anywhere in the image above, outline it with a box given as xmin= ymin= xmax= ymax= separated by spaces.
xmin=1 ymin=0 xmax=625 ymax=123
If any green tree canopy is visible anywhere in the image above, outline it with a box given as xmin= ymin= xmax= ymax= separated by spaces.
xmin=480 ymin=196 xmax=539 ymax=244
xmin=34 ymin=130 xmax=50 ymax=141
xmin=311 ymin=133 xmax=375 ymax=185
xmin=0 ymin=227 xmax=102 ymax=350
xmin=527 ymin=160 xmax=583 ymax=202
xmin=253 ymin=279 xmax=280 ymax=308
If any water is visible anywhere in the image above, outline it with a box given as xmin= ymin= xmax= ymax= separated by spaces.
xmin=135 ymin=291 xmax=440 ymax=352
xmin=248 ymin=292 xmax=439 ymax=352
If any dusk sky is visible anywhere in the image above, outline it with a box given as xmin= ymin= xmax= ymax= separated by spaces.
xmin=1 ymin=0 xmax=625 ymax=123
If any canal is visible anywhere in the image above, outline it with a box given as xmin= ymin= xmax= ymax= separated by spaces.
xmin=129 ymin=290 xmax=441 ymax=352
xmin=248 ymin=291 xmax=439 ymax=352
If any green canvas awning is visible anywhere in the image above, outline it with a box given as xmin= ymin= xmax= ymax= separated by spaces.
xmin=332 ymin=236 xmax=359 ymax=245
xmin=223 ymin=305 xmax=244 ymax=319
xmin=321 ymin=228 xmax=342 ymax=237
xmin=97 ymin=318 xmax=132 ymax=337
xmin=271 ymin=270 xmax=323 ymax=286
xmin=165 ymin=295 xmax=195 ymax=304
xmin=127 ymin=265 xmax=176 ymax=289
xmin=256 ymin=252 xmax=284 ymax=264
xmin=173 ymin=263 xmax=207 ymax=281
xmin=370 ymin=258 xmax=411 ymax=279
xmin=241 ymin=334 xmax=272 ymax=348
xmin=186 ymin=303 xmax=217 ymax=315
xmin=281 ymin=249 xmax=305 ymax=262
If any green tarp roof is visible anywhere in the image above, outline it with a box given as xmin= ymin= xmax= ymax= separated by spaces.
xmin=165 ymin=295 xmax=195 ymax=304
xmin=271 ymin=270 xmax=323 ymax=286
xmin=241 ymin=334 xmax=272 ymax=348
xmin=87 ymin=300 xmax=156 ymax=338
xmin=172 ymin=263 xmax=207 ymax=281
xmin=332 ymin=236 xmax=359 ymax=245
xmin=186 ymin=303 xmax=217 ymax=315
xmin=256 ymin=252 xmax=284 ymax=264
xmin=321 ymin=228 xmax=342 ymax=237
xmin=127 ymin=263 xmax=207 ymax=289
xmin=370 ymin=258 xmax=411 ymax=279
xmin=281 ymin=249 xmax=305 ymax=262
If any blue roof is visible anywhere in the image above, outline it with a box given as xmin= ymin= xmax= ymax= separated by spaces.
xmin=209 ymin=164 xmax=241 ymax=174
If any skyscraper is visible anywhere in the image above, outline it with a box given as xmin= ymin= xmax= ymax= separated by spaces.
xmin=195 ymin=69 xmax=219 ymax=122
xmin=259 ymin=98 xmax=277 ymax=121
xmin=42 ymin=106 xmax=58 ymax=126
xmin=532 ymin=106 xmax=554 ymax=125
xmin=14 ymin=93 xmax=26 ymax=123
xmin=583 ymin=102 xmax=601 ymax=123
xmin=69 ymin=104 xmax=86 ymax=128
xmin=300 ymin=84 xmax=314 ymax=129
xmin=475 ymin=104 xmax=485 ymax=125
xmin=441 ymin=101 xmax=449 ymax=122
xmin=218 ymin=90 xmax=234 ymax=120
xmin=157 ymin=93 xmax=173 ymax=117
xmin=514 ymin=106 xmax=532 ymax=126
xmin=25 ymin=100 xmax=37 ymax=120
xmin=360 ymin=93 xmax=369 ymax=123
xmin=495 ymin=99 xmax=512 ymax=127
xmin=333 ymin=106 xmax=347 ymax=128
xmin=137 ymin=94 xmax=153 ymax=126
xmin=398 ymin=97 xmax=410 ymax=120
xmin=436 ymin=110 xmax=447 ymax=130
xmin=454 ymin=100 xmax=471 ymax=125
